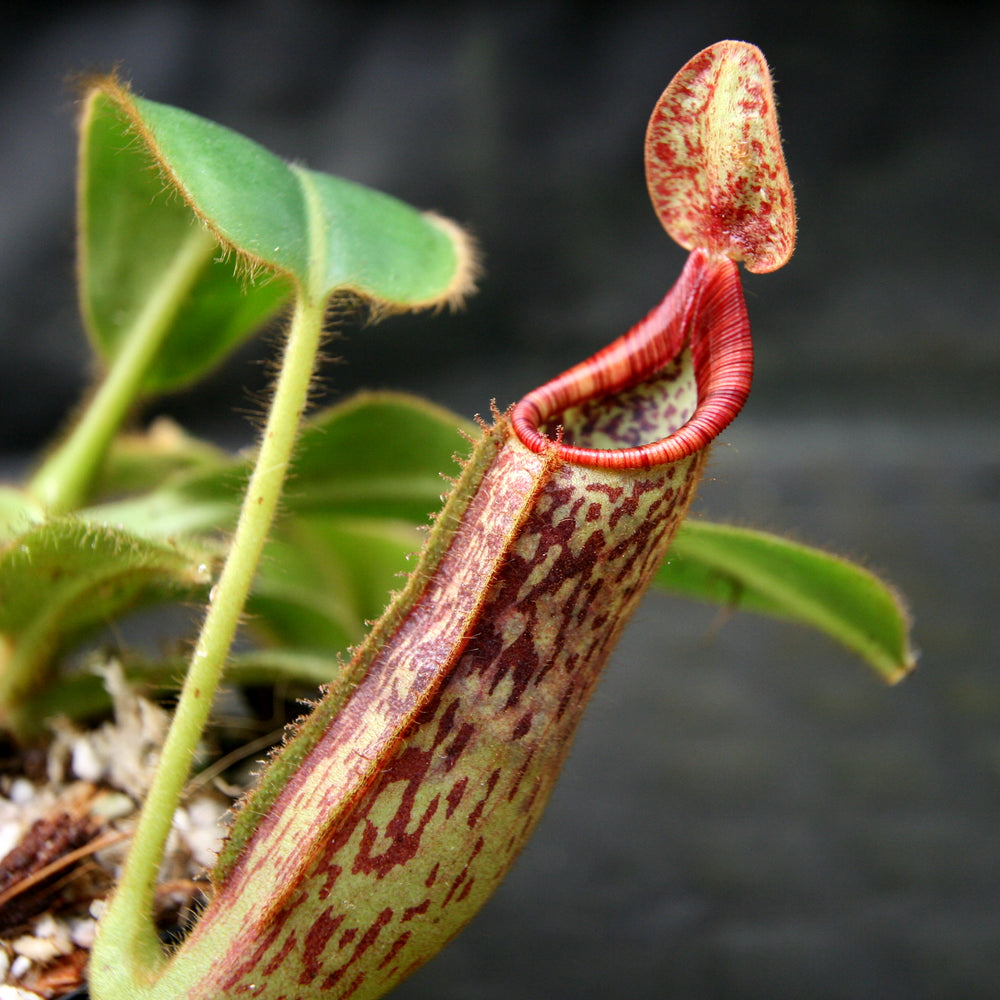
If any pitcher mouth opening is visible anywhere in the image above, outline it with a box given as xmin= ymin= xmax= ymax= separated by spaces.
xmin=511 ymin=249 xmax=753 ymax=469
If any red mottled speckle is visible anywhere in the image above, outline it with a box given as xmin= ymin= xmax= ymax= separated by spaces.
xmin=441 ymin=721 xmax=475 ymax=771
xmin=467 ymin=769 xmax=501 ymax=829
xmin=512 ymin=710 xmax=533 ymax=740
xmin=299 ymin=908 xmax=347 ymax=986
xmin=445 ymin=776 xmax=468 ymax=818
xmin=402 ymin=899 xmax=431 ymax=922
xmin=319 ymin=907 xmax=394 ymax=991
xmin=216 ymin=891 xmax=302 ymax=991
xmin=262 ymin=930 xmax=297 ymax=977
xmin=377 ymin=931 xmax=412 ymax=970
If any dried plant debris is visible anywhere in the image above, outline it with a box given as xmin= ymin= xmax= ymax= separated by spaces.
xmin=0 ymin=789 xmax=102 ymax=934
xmin=0 ymin=663 xmax=236 ymax=998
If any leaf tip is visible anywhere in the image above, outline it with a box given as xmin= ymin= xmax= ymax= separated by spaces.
xmin=884 ymin=653 xmax=918 ymax=686
xmin=355 ymin=209 xmax=480 ymax=323
xmin=75 ymin=69 xmax=141 ymax=134
xmin=882 ymin=585 xmax=919 ymax=685
xmin=422 ymin=211 xmax=481 ymax=310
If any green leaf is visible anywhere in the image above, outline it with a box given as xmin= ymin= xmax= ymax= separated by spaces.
xmin=77 ymin=393 xmax=465 ymax=679
xmin=90 ymin=78 xmax=475 ymax=308
xmin=222 ymin=648 xmax=343 ymax=689
xmin=248 ymin=514 xmax=419 ymax=656
xmin=79 ymin=89 xmax=292 ymax=394
xmin=287 ymin=391 xmax=476 ymax=521
xmin=93 ymin=418 xmax=235 ymax=501
xmin=81 ymin=450 xmax=245 ymax=541
xmin=0 ymin=519 xmax=216 ymax=736
xmin=32 ymin=82 xmax=474 ymax=516
xmin=658 ymin=520 xmax=915 ymax=683
xmin=84 ymin=392 xmax=475 ymax=539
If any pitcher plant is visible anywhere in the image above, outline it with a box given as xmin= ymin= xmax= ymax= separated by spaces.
xmin=0 ymin=41 xmax=912 ymax=1000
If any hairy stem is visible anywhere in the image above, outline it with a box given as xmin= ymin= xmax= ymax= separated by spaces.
xmin=88 ymin=291 xmax=326 ymax=993
xmin=29 ymin=226 xmax=217 ymax=514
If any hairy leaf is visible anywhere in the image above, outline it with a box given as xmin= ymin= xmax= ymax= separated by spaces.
xmin=0 ymin=520 xmax=215 ymax=735
xmin=79 ymin=89 xmax=291 ymax=394
xmin=248 ymin=515 xmax=420 ymax=657
xmin=87 ymin=78 xmax=476 ymax=309
xmin=658 ymin=520 xmax=915 ymax=682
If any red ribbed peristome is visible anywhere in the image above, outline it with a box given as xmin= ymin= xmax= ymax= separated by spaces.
xmin=512 ymin=250 xmax=751 ymax=468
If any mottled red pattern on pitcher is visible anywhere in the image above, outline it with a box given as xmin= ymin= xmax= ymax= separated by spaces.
xmin=80 ymin=39 xmax=801 ymax=1000
xmin=164 ymin=247 xmax=751 ymax=1000
xmin=205 ymin=445 xmax=703 ymax=999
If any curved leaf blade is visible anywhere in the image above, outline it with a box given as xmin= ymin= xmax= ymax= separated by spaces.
xmin=129 ymin=93 xmax=312 ymax=279
xmin=76 ymin=393 xmax=466 ymax=682
xmin=79 ymin=89 xmax=291 ymax=394
xmin=89 ymin=79 xmax=475 ymax=307
xmin=299 ymin=167 xmax=472 ymax=308
xmin=0 ymin=519 xmax=215 ymax=735
xmin=90 ymin=418 xmax=234 ymax=502
xmin=658 ymin=520 xmax=915 ymax=682
xmin=287 ymin=390 xmax=476 ymax=521
xmin=85 ymin=392 xmax=474 ymax=538
xmin=248 ymin=515 xmax=419 ymax=656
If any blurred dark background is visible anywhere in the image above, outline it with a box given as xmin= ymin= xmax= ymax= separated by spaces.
xmin=1 ymin=3 xmax=998 ymax=997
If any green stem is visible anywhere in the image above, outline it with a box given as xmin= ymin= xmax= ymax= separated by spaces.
xmin=89 ymin=291 xmax=326 ymax=992
xmin=28 ymin=226 xmax=217 ymax=514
